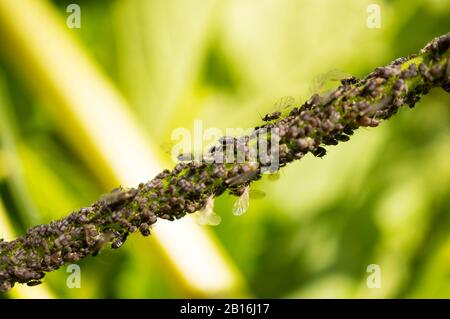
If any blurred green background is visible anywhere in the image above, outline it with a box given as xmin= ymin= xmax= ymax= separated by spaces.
xmin=0 ymin=0 xmax=450 ymax=298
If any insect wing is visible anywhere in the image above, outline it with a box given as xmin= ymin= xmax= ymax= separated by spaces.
xmin=310 ymin=69 xmax=353 ymax=94
xmin=233 ymin=187 xmax=250 ymax=216
xmin=274 ymin=96 xmax=295 ymax=111
xmin=195 ymin=197 xmax=222 ymax=226
xmin=204 ymin=213 xmax=222 ymax=226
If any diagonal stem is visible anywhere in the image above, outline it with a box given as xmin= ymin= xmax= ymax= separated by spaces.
xmin=1 ymin=33 xmax=449 ymax=293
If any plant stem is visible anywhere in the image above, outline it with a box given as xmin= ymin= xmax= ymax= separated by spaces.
xmin=1 ymin=33 xmax=449 ymax=293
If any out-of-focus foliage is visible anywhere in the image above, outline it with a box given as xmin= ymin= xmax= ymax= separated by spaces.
xmin=1 ymin=0 xmax=450 ymax=298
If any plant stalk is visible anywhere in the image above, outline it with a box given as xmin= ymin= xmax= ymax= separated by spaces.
xmin=1 ymin=33 xmax=449 ymax=292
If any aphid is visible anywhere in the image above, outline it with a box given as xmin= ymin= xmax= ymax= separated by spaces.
xmin=335 ymin=134 xmax=350 ymax=142
xmin=195 ymin=196 xmax=221 ymax=226
xmin=262 ymin=111 xmax=282 ymax=122
xmin=293 ymin=152 xmax=305 ymax=160
xmin=430 ymin=65 xmax=443 ymax=78
xmin=375 ymin=66 xmax=394 ymax=79
xmin=312 ymin=146 xmax=326 ymax=158
xmin=65 ymin=252 xmax=80 ymax=262
xmin=111 ymin=233 xmax=128 ymax=249
xmin=232 ymin=186 xmax=250 ymax=216
xmin=263 ymin=96 xmax=296 ymax=122
xmin=99 ymin=187 xmax=137 ymax=208
xmin=343 ymin=126 xmax=354 ymax=136
xmin=405 ymin=93 xmax=421 ymax=108
xmin=289 ymin=107 xmax=300 ymax=116
xmin=297 ymin=137 xmax=313 ymax=151
xmin=418 ymin=63 xmax=428 ymax=75
xmin=340 ymin=76 xmax=358 ymax=85
xmin=357 ymin=117 xmax=379 ymax=127
xmin=362 ymin=80 xmax=377 ymax=96
xmin=14 ymin=270 xmax=35 ymax=282
xmin=225 ymin=165 xmax=259 ymax=187
xmin=322 ymin=137 xmax=338 ymax=146
xmin=392 ymin=57 xmax=407 ymax=66
xmin=308 ymin=93 xmax=322 ymax=107
xmin=139 ymin=223 xmax=151 ymax=237
xmin=400 ymin=64 xmax=417 ymax=78
xmin=436 ymin=34 xmax=450 ymax=53
xmin=26 ymin=280 xmax=42 ymax=287
xmin=393 ymin=79 xmax=406 ymax=95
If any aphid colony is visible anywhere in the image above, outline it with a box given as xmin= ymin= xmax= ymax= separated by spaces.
xmin=177 ymin=34 xmax=450 ymax=226
xmin=1 ymin=33 xmax=449 ymax=292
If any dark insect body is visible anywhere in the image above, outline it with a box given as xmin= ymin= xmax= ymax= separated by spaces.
xmin=262 ymin=111 xmax=282 ymax=122
xmin=312 ymin=147 xmax=326 ymax=158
